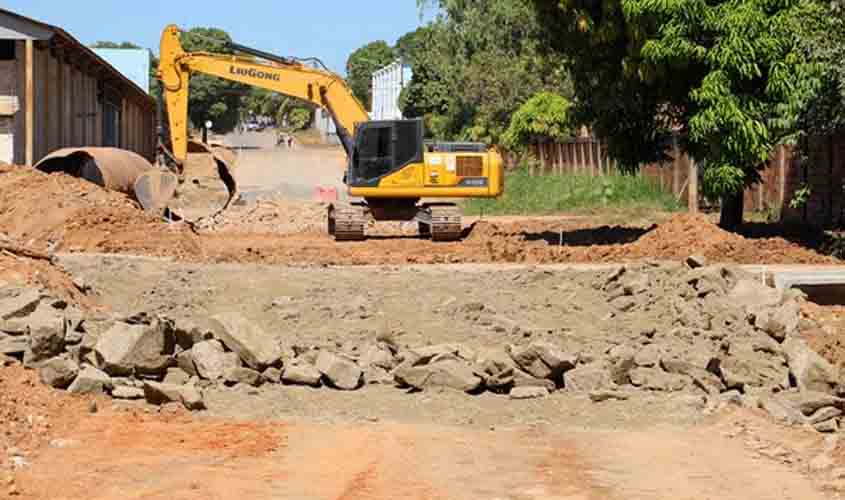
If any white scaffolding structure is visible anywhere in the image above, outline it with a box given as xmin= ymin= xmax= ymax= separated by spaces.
xmin=371 ymin=60 xmax=412 ymax=121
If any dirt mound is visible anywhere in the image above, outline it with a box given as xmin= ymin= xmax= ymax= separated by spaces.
xmin=0 ymin=165 xmax=201 ymax=258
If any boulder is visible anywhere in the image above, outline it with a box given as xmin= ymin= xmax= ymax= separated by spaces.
xmin=315 ymin=351 xmax=362 ymax=390
xmin=191 ymin=340 xmax=240 ymax=380
xmin=394 ymin=358 xmax=482 ymax=393
xmin=755 ymin=301 xmax=800 ymax=342
xmin=728 ymin=279 xmax=782 ymax=310
xmin=142 ymin=381 xmax=205 ymax=411
xmin=112 ymin=386 xmax=145 ymax=400
xmin=208 ymin=313 xmax=281 ymax=370
xmin=815 ymin=419 xmax=839 ymax=433
xmin=564 ymin=364 xmax=613 ymax=392
xmin=476 ymin=346 xmax=518 ymax=391
xmin=509 ymin=386 xmax=549 ymax=399
xmin=508 ymin=343 xmax=576 ymax=380
xmin=0 ymin=287 xmax=43 ymax=322
xmin=225 ymin=366 xmax=262 ymax=387
xmin=716 ymin=354 xmax=788 ymax=392
xmin=628 ymin=368 xmax=690 ymax=391
xmin=359 ymin=343 xmax=398 ymax=370
xmin=176 ymin=349 xmax=198 ymax=377
xmin=783 ymin=338 xmax=838 ymax=394
xmin=163 ymin=367 xmax=191 ymax=386
xmin=760 ymin=396 xmax=806 ymax=425
xmin=661 ymin=359 xmax=725 ymax=395
xmin=775 ymin=391 xmax=845 ymax=416
xmin=23 ymin=307 xmax=67 ymax=366
xmin=282 ymin=362 xmax=322 ymax=387
xmin=67 ymin=366 xmax=112 ymax=395
xmin=94 ymin=321 xmax=172 ymax=376
xmin=38 ymin=357 xmax=79 ymax=389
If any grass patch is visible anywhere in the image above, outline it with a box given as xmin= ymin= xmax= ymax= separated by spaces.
xmin=464 ymin=165 xmax=681 ymax=216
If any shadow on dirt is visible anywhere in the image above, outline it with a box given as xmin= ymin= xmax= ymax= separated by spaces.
xmin=524 ymin=225 xmax=655 ymax=247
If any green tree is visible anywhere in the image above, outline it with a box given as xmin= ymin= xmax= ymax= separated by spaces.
xmin=799 ymin=0 xmax=845 ymax=135
xmin=403 ymin=0 xmax=571 ymax=144
xmin=345 ymin=41 xmax=396 ymax=110
xmin=528 ymin=0 xmax=829 ymax=229
xmin=503 ymin=92 xmax=572 ymax=152
xmin=180 ymin=27 xmax=246 ymax=133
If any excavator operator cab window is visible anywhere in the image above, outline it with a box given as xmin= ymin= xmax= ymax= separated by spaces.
xmin=351 ymin=119 xmax=424 ymax=185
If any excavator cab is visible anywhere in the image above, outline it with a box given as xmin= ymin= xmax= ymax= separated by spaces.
xmin=347 ymin=119 xmax=424 ymax=187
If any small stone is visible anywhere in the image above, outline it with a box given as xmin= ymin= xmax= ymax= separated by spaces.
xmin=49 ymin=439 xmax=80 ymax=449
xmin=88 ymin=401 xmax=98 ymax=414
xmin=720 ymin=390 xmax=743 ymax=405
xmin=208 ymin=313 xmax=281 ymax=370
xmin=509 ymin=386 xmax=549 ymax=399
xmin=686 ymin=255 xmax=707 ymax=269
xmin=610 ymin=297 xmax=637 ymax=312
xmin=564 ymin=364 xmax=612 ymax=392
xmin=163 ymin=367 xmax=191 ymax=386
xmin=192 ymin=340 xmax=240 ymax=380
xmin=589 ymin=390 xmax=630 ymax=402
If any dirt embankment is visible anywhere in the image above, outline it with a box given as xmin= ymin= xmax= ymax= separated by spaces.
xmin=0 ymin=165 xmax=838 ymax=268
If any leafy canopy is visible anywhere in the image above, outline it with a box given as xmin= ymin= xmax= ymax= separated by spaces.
xmin=503 ymin=92 xmax=573 ymax=151
xmin=345 ymin=41 xmax=396 ymax=111
xmin=180 ymin=27 xmax=246 ymax=133
xmin=529 ymin=0 xmax=829 ymax=225
xmin=402 ymin=0 xmax=571 ymax=143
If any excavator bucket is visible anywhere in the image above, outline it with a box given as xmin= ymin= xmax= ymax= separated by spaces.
xmin=185 ymin=139 xmax=239 ymax=212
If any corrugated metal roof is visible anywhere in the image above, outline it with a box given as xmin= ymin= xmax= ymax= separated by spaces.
xmin=0 ymin=7 xmax=154 ymax=107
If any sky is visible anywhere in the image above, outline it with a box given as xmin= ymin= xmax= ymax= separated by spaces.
xmin=3 ymin=0 xmax=433 ymax=74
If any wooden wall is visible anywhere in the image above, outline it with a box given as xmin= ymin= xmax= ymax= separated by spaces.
xmin=12 ymin=40 xmax=155 ymax=165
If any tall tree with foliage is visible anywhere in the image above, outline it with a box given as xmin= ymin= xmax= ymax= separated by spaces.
xmin=503 ymin=92 xmax=573 ymax=152
xmin=179 ymin=27 xmax=246 ymax=133
xmin=528 ymin=0 xmax=829 ymax=229
xmin=799 ymin=0 xmax=845 ymax=135
xmin=403 ymin=0 xmax=571 ymax=144
xmin=345 ymin=41 xmax=396 ymax=110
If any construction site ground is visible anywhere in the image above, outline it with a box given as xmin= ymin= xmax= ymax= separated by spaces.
xmin=2 ymin=131 xmax=845 ymax=499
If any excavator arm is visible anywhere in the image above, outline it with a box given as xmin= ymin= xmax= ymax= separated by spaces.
xmin=158 ymin=24 xmax=369 ymax=164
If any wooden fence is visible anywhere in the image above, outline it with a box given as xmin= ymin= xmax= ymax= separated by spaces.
xmin=521 ymin=138 xmax=799 ymax=217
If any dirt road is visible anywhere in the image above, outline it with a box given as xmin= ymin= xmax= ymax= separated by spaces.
xmin=14 ymin=403 xmax=828 ymax=500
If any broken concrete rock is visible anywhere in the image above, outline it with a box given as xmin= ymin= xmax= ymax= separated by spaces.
xmin=783 ymin=338 xmax=838 ymax=394
xmin=94 ymin=321 xmax=171 ymax=377
xmin=282 ymin=362 xmax=322 ymax=387
xmin=661 ymin=359 xmax=725 ymax=395
xmin=394 ymin=358 xmax=482 ymax=393
xmin=715 ymin=354 xmax=788 ymax=392
xmin=191 ymin=340 xmax=240 ymax=380
xmin=176 ymin=349 xmax=198 ymax=377
xmin=225 ymin=366 xmax=262 ymax=387
xmin=261 ymin=367 xmax=282 ymax=384
xmin=209 ymin=313 xmax=281 ymax=370
xmin=589 ymin=389 xmax=630 ymax=402
xmin=629 ymin=367 xmax=690 ymax=392
xmin=163 ymin=367 xmax=191 ymax=386
xmin=0 ymin=287 xmax=43 ymax=322
xmin=729 ymin=279 xmax=782 ymax=311
xmin=359 ymin=343 xmax=398 ymax=371
xmin=315 ymin=351 xmax=362 ymax=390
xmin=142 ymin=381 xmax=205 ymax=411
xmin=0 ymin=333 xmax=28 ymax=356
xmin=815 ymin=419 xmax=839 ymax=433
xmin=776 ymin=391 xmax=845 ymax=416
xmin=22 ymin=306 xmax=67 ymax=366
xmin=67 ymin=365 xmax=112 ymax=395
xmin=111 ymin=385 xmax=145 ymax=400
xmin=38 ymin=357 xmax=79 ymax=389
xmin=509 ymin=386 xmax=549 ymax=399
xmin=412 ymin=343 xmax=476 ymax=363
xmin=508 ymin=342 xmax=576 ymax=381
xmin=808 ymin=407 xmax=843 ymax=425
xmin=564 ymin=364 xmax=612 ymax=392
xmin=634 ymin=344 xmax=661 ymax=368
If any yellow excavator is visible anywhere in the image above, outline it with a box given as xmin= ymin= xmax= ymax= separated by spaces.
xmin=153 ymin=25 xmax=504 ymax=241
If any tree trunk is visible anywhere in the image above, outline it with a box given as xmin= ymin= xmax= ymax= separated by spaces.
xmin=719 ymin=189 xmax=744 ymax=231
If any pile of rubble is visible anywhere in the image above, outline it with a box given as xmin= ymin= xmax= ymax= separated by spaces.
xmin=0 ymin=259 xmax=840 ymax=433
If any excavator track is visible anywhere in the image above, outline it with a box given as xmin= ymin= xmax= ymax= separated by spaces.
xmin=328 ymin=204 xmax=368 ymax=241
xmin=423 ymin=204 xmax=463 ymax=242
